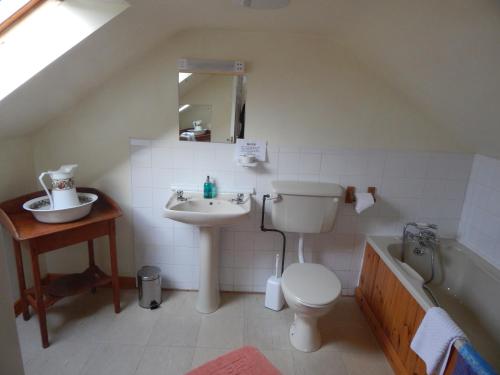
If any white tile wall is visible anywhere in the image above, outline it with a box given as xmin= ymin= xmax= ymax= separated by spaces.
xmin=458 ymin=154 xmax=500 ymax=270
xmin=130 ymin=139 xmax=473 ymax=294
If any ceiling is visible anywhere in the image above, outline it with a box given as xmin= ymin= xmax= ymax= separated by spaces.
xmin=1 ymin=0 xmax=499 ymax=155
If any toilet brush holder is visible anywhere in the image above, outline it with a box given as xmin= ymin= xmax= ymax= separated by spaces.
xmin=265 ymin=253 xmax=285 ymax=311
xmin=265 ymin=275 xmax=285 ymax=311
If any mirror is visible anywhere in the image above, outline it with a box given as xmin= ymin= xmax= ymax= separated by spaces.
xmin=178 ymin=60 xmax=246 ymax=143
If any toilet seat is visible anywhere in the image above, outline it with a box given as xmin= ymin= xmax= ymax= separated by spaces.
xmin=282 ymin=263 xmax=341 ymax=307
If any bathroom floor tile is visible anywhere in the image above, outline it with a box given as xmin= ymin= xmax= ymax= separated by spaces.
xmin=325 ymin=297 xmax=366 ymax=325
xmin=80 ymin=343 xmax=144 ymax=375
xmin=209 ymin=292 xmax=246 ymax=317
xmin=159 ymin=290 xmax=198 ymax=315
xmin=148 ymin=314 xmax=201 ymax=347
xmin=244 ymin=316 xmax=275 ymax=350
xmin=196 ymin=315 xmax=244 ymax=349
xmin=135 ymin=346 xmax=195 ymax=375
xmin=190 ymin=348 xmax=233 ymax=369
xmin=243 ymin=293 xmax=288 ymax=319
xmin=23 ymin=341 xmax=93 ymax=375
xmin=318 ymin=321 xmax=381 ymax=353
xmin=261 ymin=349 xmax=295 ymax=375
xmin=292 ymin=350 xmax=349 ymax=375
xmin=341 ymin=350 xmax=393 ymax=375
xmin=102 ymin=302 xmax=161 ymax=345
xmin=14 ymin=291 xmax=393 ymax=375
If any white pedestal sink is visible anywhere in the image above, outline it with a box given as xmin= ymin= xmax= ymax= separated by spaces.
xmin=163 ymin=191 xmax=251 ymax=313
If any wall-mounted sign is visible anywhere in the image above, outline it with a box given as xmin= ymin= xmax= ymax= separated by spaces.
xmin=235 ymin=139 xmax=267 ymax=161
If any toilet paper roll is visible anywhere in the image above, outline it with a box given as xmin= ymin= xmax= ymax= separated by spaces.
xmin=354 ymin=192 xmax=375 ymax=214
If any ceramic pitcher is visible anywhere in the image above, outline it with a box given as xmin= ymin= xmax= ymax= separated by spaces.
xmin=38 ymin=165 xmax=80 ymax=210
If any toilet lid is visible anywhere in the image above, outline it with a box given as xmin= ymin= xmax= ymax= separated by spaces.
xmin=282 ymin=263 xmax=341 ymax=307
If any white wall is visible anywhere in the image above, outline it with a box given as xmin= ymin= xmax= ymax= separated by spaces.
xmin=130 ymin=139 xmax=472 ymax=294
xmin=0 ymin=136 xmax=37 ymax=299
xmin=458 ymin=155 xmax=500 ymax=269
xmin=0 ymin=137 xmax=31 ymax=375
xmin=0 ymin=137 xmax=36 ymax=200
xmin=30 ymin=29 xmax=469 ymax=279
xmin=0 ymin=231 xmax=25 ymax=375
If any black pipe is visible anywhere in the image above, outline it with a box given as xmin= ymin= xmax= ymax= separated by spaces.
xmin=260 ymin=194 xmax=286 ymax=276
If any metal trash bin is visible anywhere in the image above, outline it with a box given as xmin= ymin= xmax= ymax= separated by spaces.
xmin=137 ymin=266 xmax=162 ymax=309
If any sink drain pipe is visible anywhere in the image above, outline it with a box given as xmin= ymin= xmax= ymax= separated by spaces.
xmin=260 ymin=194 xmax=286 ymax=276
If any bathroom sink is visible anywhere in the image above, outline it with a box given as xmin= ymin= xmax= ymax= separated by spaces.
xmin=164 ymin=192 xmax=251 ymax=226
xmin=163 ymin=191 xmax=252 ymax=313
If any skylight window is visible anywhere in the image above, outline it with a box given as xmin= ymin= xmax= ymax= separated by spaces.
xmin=0 ymin=0 xmax=129 ymax=102
xmin=179 ymin=72 xmax=192 ymax=83
xmin=179 ymin=104 xmax=190 ymax=112
xmin=0 ymin=0 xmax=44 ymax=34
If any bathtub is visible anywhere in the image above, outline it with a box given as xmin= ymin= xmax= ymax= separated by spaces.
xmin=366 ymin=236 xmax=500 ymax=372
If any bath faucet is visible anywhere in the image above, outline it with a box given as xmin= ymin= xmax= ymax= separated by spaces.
xmin=176 ymin=190 xmax=188 ymax=201
xmin=403 ymin=222 xmax=438 ymax=257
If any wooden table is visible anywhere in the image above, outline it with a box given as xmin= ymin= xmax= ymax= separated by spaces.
xmin=0 ymin=187 xmax=122 ymax=348
xmin=179 ymin=128 xmax=211 ymax=142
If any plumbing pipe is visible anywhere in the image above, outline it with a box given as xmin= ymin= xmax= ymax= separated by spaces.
xmin=260 ymin=194 xmax=286 ymax=276
xmin=298 ymin=233 xmax=305 ymax=263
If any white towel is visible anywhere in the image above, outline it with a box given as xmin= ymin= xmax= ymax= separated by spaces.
xmin=410 ymin=307 xmax=467 ymax=375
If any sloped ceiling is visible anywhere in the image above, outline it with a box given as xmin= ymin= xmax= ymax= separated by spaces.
xmin=1 ymin=0 xmax=499 ymax=155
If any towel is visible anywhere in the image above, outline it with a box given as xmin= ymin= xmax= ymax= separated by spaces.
xmin=411 ymin=307 xmax=467 ymax=375
xmin=452 ymin=341 xmax=498 ymax=375
xmin=187 ymin=346 xmax=281 ymax=375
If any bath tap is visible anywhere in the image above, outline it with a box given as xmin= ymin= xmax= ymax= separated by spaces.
xmin=402 ymin=222 xmax=441 ymax=305
xmin=403 ymin=222 xmax=438 ymax=257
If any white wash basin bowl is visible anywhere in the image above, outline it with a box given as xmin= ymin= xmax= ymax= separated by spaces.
xmin=164 ymin=192 xmax=251 ymax=227
xmin=163 ymin=191 xmax=252 ymax=314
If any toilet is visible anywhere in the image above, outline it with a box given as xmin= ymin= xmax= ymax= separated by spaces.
xmin=270 ymin=181 xmax=344 ymax=352
xmin=282 ymin=263 xmax=341 ymax=352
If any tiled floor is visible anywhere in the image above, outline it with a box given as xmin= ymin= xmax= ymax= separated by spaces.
xmin=16 ymin=289 xmax=393 ymax=375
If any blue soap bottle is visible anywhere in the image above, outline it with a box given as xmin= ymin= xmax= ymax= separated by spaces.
xmin=203 ymin=176 xmax=212 ymax=198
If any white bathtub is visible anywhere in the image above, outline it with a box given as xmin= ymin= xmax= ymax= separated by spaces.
xmin=366 ymin=236 xmax=500 ymax=372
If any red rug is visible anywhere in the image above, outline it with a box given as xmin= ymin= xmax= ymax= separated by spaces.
xmin=187 ymin=346 xmax=281 ymax=375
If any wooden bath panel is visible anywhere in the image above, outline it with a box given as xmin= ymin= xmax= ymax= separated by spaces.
xmin=356 ymin=243 xmax=457 ymax=375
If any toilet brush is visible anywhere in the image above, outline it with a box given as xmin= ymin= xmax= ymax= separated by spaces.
xmin=264 ymin=253 xmax=285 ymax=311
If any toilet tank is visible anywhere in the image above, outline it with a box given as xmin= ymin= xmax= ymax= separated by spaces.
xmin=270 ymin=181 xmax=344 ymax=234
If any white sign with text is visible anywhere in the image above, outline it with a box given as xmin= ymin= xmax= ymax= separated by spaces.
xmin=235 ymin=139 xmax=267 ymax=161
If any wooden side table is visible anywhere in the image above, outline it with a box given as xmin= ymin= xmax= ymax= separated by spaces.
xmin=0 ymin=187 xmax=123 ymax=348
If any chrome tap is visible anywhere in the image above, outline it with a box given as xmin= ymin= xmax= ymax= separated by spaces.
xmin=403 ymin=222 xmax=438 ymax=256
xmin=231 ymin=193 xmax=245 ymax=204
xmin=176 ymin=190 xmax=188 ymax=201
xmin=402 ymin=222 xmax=440 ymax=303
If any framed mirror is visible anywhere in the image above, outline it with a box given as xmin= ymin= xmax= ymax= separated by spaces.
xmin=178 ymin=59 xmax=247 ymax=143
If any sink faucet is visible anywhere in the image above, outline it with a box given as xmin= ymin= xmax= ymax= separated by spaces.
xmin=176 ymin=190 xmax=188 ymax=201
xmin=231 ymin=193 xmax=245 ymax=204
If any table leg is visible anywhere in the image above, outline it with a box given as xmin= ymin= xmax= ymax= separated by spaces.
xmin=29 ymin=245 xmax=49 ymax=348
xmin=87 ymin=240 xmax=96 ymax=294
xmin=12 ymin=240 xmax=30 ymax=321
xmin=88 ymin=240 xmax=95 ymax=267
xmin=108 ymin=220 xmax=120 ymax=313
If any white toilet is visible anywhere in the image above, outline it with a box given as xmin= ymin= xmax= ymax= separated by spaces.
xmin=270 ymin=181 xmax=344 ymax=352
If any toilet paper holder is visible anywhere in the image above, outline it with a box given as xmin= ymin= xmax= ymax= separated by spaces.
xmin=345 ymin=186 xmax=376 ymax=204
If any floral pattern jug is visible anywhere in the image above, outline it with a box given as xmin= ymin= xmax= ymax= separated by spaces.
xmin=38 ymin=164 xmax=80 ymax=210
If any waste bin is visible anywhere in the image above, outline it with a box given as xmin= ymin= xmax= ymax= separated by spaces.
xmin=137 ymin=266 xmax=162 ymax=309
